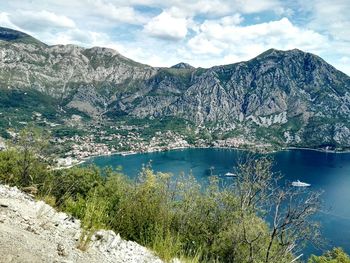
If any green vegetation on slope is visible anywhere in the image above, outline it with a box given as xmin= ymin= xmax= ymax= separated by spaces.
xmin=0 ymin=127 xmax=346 ymax=262
xmin=308 ymin=248 xmax=350 ymax=263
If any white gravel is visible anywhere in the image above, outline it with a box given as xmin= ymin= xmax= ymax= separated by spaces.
xmin=0 ymin=184 xmax=163 ymax=263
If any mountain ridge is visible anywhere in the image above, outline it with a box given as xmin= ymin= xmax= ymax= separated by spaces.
xmin=0 ymin=26 xmax=349 ymax=149
xmin=2 ymin=26 xmax=347 ymax=74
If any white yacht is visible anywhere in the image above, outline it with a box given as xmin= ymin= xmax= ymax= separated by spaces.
xmin=292 ymin=180 xmax=311 ymax=187
xmin=224 ymin=172 xmax=236 ymax=177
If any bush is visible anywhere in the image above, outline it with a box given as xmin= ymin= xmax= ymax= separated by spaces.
xmin=0 ymin=148 xmax=47 ymax=187
xmin=49 ymin=166 xmax=104 ymax=207
xmin=308 ymin=248 xmax=350 ymax=263
xmin=0 ymin=149 xmax=21 ymax=185
xmin=0 ymin=144 xmax=324 ymax=262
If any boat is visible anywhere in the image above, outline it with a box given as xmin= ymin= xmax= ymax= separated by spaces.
xmin=120 ymin=151 xmax=137 ymax=156
xmin=224 ymin=172 xmax=236 ymax=177
xmin=292 ymin=180 xmax=311 ymax=187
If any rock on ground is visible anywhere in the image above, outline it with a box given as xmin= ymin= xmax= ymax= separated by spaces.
xmin=0 ymin=184 xmax=163 ymax=263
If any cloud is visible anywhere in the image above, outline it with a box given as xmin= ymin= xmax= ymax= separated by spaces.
xmin=88 ymin=0 xmax=148 ymax=25
xmin=132 ymin=0 xmax=283 ymax=16
xmin=144 ymin=10 xmax=188 ymax=40
xmin=220 ymin=14 xmax=244 ymax=26
xmin=299 ymin=0 xmax=350 ymax=41
xmin=187 ymin=17 xmax=328 ymax=61
xmin=237 ymin=0 xmax=283 ymax=14
xmin=9 ymin=10 xmax=76 ymax=32
xmin=0 ymin=12 xmax=20 ymax=30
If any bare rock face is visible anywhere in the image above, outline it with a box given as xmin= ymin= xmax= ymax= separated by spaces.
xmin=0 ymin=185 xmax=163 ymax=263
xmin=91 ymin=230 xmax=163 ymax=263
xmin=1 ymin=26 xmax=350 ymax=148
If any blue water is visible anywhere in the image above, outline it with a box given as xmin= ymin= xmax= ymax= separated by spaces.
xmin=85 ymin=148 xmax=350 ymax=257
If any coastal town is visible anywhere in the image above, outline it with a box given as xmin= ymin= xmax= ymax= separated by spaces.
xmin=0 ymin=117 xmax=275 ymax=169
xmin=53 ymin=128 xmax=272 ymax=168
xmin=53 ymin=129 xmax=192 ymax=168
xmin=0 ymin=111 xmax=274 ymax=169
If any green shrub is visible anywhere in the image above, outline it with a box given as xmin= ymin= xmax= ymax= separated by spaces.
xmin=50 ymin=166 xmax=103 ymax=206
xmin=77 ymin=188 xmax=109 ymax=250
xmin=0 ymin=148 xmax=47 ymax=187
xmin=308 ymin=248 xmax=350 ymax=263
xmin=0 ymin=140 xmax=324 ymax=262
xmin=0 ymin=149 xmax=21 ymax=185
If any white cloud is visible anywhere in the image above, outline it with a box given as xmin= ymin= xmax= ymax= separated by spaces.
xmin=9 ymin=10 xmax=76 ymax=32
xmin=331 ymin=56 xmax=350 ymax=76
xmin=188 ymin=17 xmax=328 ymax=61
xmin=238 ymin=0 xmax=282 ymax=14
xmin=88 ymin=0 xmax=148 ymax=25
xmin=298 ymin=0 xmax=350 ymax=41
xmin=0 ymin=12 xmax=20 ymax=30
xmin=136 ymin=0 xmax=283 ymax=16
xmin=220 ymin=14 xmax=244 ymax=26
xmin=144 ymin=10 xmax=188 ymax=40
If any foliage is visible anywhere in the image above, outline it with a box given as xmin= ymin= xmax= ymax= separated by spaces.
xmin=50 ymin=166 xmax=103 ymax=206
xmin=308 ymin=248 xmax=350 ymax=263
xmin=0 ymin=131 xmax=328 ymax=262
xmin=0 ymin=149 xmax=21 ymax=185
xmin=77 ymin=188 xmax=110 ymax=251
xmin=234 ymin=156 xmax=322 ymax=263
xmin=0 ymin=126 xmax=49 ymax=187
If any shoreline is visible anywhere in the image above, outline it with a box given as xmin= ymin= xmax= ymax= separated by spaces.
xmin=55 ymin=145 xmax=350 ymax=170
xmin=280 ymin=146 xmax=350 ymax=154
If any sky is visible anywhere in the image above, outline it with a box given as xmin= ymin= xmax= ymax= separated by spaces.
xmin=0 ymin=0 xmax=350 ymax=75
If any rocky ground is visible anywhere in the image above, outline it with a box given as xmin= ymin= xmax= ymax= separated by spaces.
xmin=0 ymin=185 xmax=163 ymax=263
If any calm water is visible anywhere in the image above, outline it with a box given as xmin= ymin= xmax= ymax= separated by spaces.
xmin=85 ymin=148 xmax=350 ymax=257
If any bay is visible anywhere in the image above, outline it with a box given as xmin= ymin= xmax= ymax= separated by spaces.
xmin=84 ymin=148 xmax=350 ymax=257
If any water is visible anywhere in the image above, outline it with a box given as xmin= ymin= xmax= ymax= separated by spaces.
xmin=85 ymin=148 xmax=350 ymax=257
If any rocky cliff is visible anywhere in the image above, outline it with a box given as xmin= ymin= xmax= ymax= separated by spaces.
xmin=0 ymin=26 xmax=349 ymax=148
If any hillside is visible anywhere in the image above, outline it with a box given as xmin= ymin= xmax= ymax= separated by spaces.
xmin=0 ymin=184 xmax=162 ymax=263
xmin=0 ymin=26 xmax=350 ymax=150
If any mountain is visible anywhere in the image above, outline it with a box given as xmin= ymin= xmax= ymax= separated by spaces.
xmin=0 ymin=26 xmax=350 ymax=149
xmin=0 ymin=27 xmax=45 ymax=47
xmin=171 ymin=62 xmax=195 ymax=69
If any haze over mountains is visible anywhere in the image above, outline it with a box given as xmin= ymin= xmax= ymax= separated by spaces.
xmin=0 ymin=26 xmax=350 ymax=149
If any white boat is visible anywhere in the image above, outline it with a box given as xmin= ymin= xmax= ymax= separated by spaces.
xmin=120 ymin=151 xmax=136 ymax=156
xmin=224 ymin=172 xmax=236 ymax=177
xmin=292 ymin=180 xmax=311 ymax=187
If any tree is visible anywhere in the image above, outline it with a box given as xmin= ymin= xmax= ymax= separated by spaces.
xmin=13 ymin=125 xmax=48 ymax=186
xmin=234 ymin=156 xmax=322 ymax=263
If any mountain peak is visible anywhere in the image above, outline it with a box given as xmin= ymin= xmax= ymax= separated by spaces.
xmin=258 ymin=48 xmax=291 ymax=57
xmin=87 ymin=46 xmax=120 ymax=56
xmin=256 ymin=48 xmax=309 ymax=59
xmin=171 ymin=62 xmax=194 ymax=69
xmin=0 ymin=27 xmax=29 ymax=41
xmin=0 ymin=27 xmax=45 ymax=47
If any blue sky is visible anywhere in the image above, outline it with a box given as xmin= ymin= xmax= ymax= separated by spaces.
xmin=0 ymin=0 xmax=350 ymax=75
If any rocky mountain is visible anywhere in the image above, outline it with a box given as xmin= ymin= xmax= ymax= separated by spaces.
xmin=0 ymin=26 xmax=349 ymax=149
xmin=171 ymin=62 xmax=194 ymax=69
